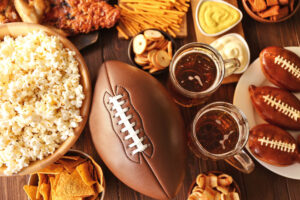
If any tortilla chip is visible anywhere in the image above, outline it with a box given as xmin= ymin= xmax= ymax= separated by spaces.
xmin=23 ymin=185 xmax=38 ymax=200
xmin=76 ymin=161 xmax=96 ymax=186
xmin=53 ymin=174 xmax=60 ymax=191
xmin=36 ymin=173 xmax=47 ymax=199
xmin=37 ymin=163 xmax=64 ymax=174
xmin=58 ymin=157 xmax=86 ymax=173
xmin=39 ymin=183 xmax=50 ymax=200
xmin=91 ymin=160 xmax=104 ymax=194
xmin=61 ymin=155 xmax=81 ymax=160
xmin=55 ymin=171 xmax=95 ymax=198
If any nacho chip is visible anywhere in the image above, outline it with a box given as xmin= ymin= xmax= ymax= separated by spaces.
xmin=58 ymin=157 xmax=86 ymax=173
xmin=91 ymin=159 xmax=104 ymax=194
xmin=55 ymin=171 xmax=95 ymax=198
xmin=23 ymin=185 xmax=38 ymax=200
xmin=39 ymin=183 xmax=50 ymax=200
xmin=36 ymin=173 xmax=48 ymax=199
xmin=37 ymin=163 xmax=64 ymax=174
xmin=76 ymin=161 xmax=96 ymax=186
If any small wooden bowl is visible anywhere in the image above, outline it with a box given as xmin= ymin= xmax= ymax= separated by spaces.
xmin=187 ymin=171 xmax=241 ymax=199
xmin=28 ymin=149 xmax=105 ymax=200
xmin=0 ymin=23 xmax=91 ymax=176
xmin=128 ymin=29 xmax=176 ymax=76
xmin=242 ymin=0 xmax=300 ymax=23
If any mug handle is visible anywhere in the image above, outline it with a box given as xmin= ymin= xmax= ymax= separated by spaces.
xmin=224 ymin=58 xmax=240 ymax=77
xmin=225 ymin=149 xmax=255 ymax=174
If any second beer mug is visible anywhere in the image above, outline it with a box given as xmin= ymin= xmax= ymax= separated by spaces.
xmin=168 ymin=42 xmax=240 ymax=107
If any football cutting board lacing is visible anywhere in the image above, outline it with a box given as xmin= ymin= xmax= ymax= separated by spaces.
xmin=258 ymin=137 xmax=296 ymax=153
xmin=109 ymin=94 xmax=149 ymax=155
xmin=274 ymin=55 xmax=300 ymax=79
xmin=262 ymin=95 xmax=300 ymax=121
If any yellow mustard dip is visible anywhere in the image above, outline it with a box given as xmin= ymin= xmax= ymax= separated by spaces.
xmin=199 ymin=1 xmax=240 ymax=34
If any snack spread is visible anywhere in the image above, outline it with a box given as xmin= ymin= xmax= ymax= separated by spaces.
xmin=211 ymin=34 xmax=249 ymax=73
xmin=246 ymin=0 xmax=296 ymax=21
xmin=132 ymin=30 xmax=173 ymax=73
xmin=116 ymin=0 xmax=189 ymax=39
xmin=249 ymin=85 xmax=300 ymax=130
xmin=260 ymin=46 xmax=300 ymax=92
xmin=188 ymin=173 xmax=240 ymax=200
xmin=198 ymin=1 xmax=241 ymax=34
xmin=0 ymin=31 xmax=84 ymax=174
xmin=89 ymin=61 xmax=186 ymax=199
xmin=23 ymin=154 xmax=104 ymax=200
xmin=249 ymin=124 xmax=299 ymax=166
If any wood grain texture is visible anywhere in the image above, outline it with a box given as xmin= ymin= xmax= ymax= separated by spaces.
xmin=0 ymin=2 xmax=300 ymax=200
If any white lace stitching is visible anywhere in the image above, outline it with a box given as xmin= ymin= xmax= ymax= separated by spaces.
xmin=262 ymin=95 xmax=300 ymax=121
xmin=274 ymin=55 xmax=300 ymax=79
xmin=109 ymin=95 xmax=149 ymax=155
xmin=258 ymin=137 xmax=296 ymax=153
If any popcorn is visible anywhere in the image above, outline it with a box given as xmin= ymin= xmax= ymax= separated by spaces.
xmin=0 ymin=31 xmax=84 ymax=174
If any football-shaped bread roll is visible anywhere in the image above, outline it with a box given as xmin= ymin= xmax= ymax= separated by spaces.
xmin=89 ymin=61 xmax=186 ymax=199
xmin=260 ymin=46 xmax=300 ymax=92
xmin=249 ymin=85 xmax=300 ymax=130
xmin=249 ymin=124 xmax=299 ymax=166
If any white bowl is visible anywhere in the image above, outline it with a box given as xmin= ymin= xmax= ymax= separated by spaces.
xmin=195 ymin=0 xmax=243 ymax=37
xmin=210 ymin=33 xmax=250 ymax=74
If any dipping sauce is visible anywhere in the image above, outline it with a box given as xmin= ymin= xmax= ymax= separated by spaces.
xmin=195 ymin=110 xmax=239 ymax=154
xmin=175 ymin=52 xmax=217 ymax=92
xmin=211 ymin=34 xmax=249 ymax=73
xmin=198 ymin=1 xmax=241 ymax=34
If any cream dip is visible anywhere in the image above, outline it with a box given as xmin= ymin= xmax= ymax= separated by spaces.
xmin=211 ymin=34 xmax=249 ymax=74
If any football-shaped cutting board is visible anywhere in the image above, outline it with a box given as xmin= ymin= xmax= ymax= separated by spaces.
xmin=191 ymin=0 xmax=245 ymax=84
xmin=89 ymin=61 xmax=186 ymax=199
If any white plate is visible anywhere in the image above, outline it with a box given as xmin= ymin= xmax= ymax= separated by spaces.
xmin=233 ymin=46 xmax=300 ymax=180
xmin=195 ymin=0 xmax=243 ymax=37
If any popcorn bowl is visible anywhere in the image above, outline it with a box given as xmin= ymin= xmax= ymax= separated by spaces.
xmin=0 ymin=23 xmax=91 ymax=176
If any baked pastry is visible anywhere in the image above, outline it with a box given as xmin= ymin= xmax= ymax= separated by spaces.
xmin=249 ymin=124 xmax=299 ymax=166
xmin=260 ymin=46 xmax=300 ymax=92
xmin=89 ymin=61 xmax=186 ymax=199
xmin=249 ymin=85 xmax=300 ymax=130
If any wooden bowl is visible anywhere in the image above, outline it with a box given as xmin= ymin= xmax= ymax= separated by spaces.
xmin=242 ymin=0 xmax=300 ymax=23
xmin=128 ymin=29 xmax=176 ymax=76
xmin=28 ymin=149 xmax=105 ymax=200
xmin=0 ymin=23 xmax=91 ymax=176
xmin=187 ymin=171 xmax=241 ymax=199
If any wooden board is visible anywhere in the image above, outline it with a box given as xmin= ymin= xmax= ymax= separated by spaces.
xmin=191 ymin=0 xmax=245 ymax=84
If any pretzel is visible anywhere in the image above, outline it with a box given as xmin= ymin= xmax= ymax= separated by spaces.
xmin=188 ymin=173 xmax=240 ymax=200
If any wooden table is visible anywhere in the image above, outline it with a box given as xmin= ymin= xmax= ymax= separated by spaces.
xmin=1 ymin=2 xmax=300 ymax=200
